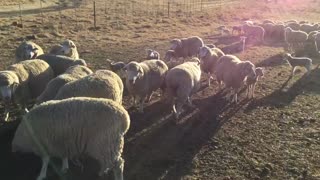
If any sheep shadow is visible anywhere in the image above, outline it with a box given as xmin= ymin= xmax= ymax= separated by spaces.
xmin=207 ymin=35 xmax=241 ymax=46
xmin=255 ymin=53 xmax=285 ymax=67
xmin=245 ymin=67 xmax=320 ymax=112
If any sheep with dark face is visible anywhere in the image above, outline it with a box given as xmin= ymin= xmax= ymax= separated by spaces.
xmin=15 ymin=41 xmax=44 ymax=62
xmin=215 ymin=55 xmax=256 ymax=103
xmin=49 ymin=39 xmax=79 ymax=59
xmin=146 ymin=49 xmax=160 ymax=60
xmin=12 ymin=97 xmax=130 ymax=180
xmin=124 ymin=60 xmax=168 ymax=112
xmin=166 ymin=36 xmax=204 ymax=61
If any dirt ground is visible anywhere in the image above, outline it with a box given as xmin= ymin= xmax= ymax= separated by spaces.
xmin=0 ymin=0 xmax=320 ymax=179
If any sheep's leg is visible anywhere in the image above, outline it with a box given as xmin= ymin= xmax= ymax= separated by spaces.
xmin=145 ymin=92 xmax=154 ymax=103
xmin=252 ymin=83 xmax=256 ymax=98
xmin=138 ymin=96 xmax=145 ymax=113
xmin=61 ymin=158 xmax=69 ymax=173
xmin=291 ymin=66 xmax=297 ymax=76
xmin=4 ymin=107 xmax=10 ymax=122
xmin=37 ymin=156 xmax=50 ymax=180
xmin=113 ymin=157 xmax=124 ymax=180
xmin=246 ymin=85 xmax=250 ymax=98
xmin=187 ymin=97 xmax=195 ymax=108
xmin=305 ymin=64 xmax=312 ymax=75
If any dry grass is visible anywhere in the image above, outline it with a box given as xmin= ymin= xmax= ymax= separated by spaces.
xmin=0 ymin=0 xmax=320 ymax=179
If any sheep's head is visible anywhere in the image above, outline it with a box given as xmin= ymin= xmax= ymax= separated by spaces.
xmin=110 ymin=61 xmax=126 ymax=72
xmin=20 ymin=42 xmax=40 ymax=60
xmin=198 ymin=46 xmax=210 ymax=59
xmin=124 ymin=62 xmax=143 ymax=84
xmin=0 ymin=71 xmax=19 ymax=103
xmin=255 ymin=67 xmax=265 ymax=78
xmin=240 ymin=61 xmax=256 ymax=79
xmin=146 ymin=49 xmax=160 ymax=60
xmin=170 ymin=39 xmax=181 ymax=50
xmin=164 ymin=50 xmax=175 ymax=61
xmin=61 ymin=39 xmax=77 ymax=54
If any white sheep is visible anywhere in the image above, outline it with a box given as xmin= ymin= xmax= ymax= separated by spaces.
xmin=124 ymin=59 xmax=168 ymax=112
xmin=286 ymin=22 xmax=300 ymax=30
xmin=36 ymin=65 xmax=93 ymax=104
xmin=242 ymin=24 xmax=265 ymax=43
xmin=300 ymin=23 xmax=319 ymax=34
xmin=49 ymin=39 xmax=79 ymax=59
xmin=246 ymin=67 xmax=264 ymax=99
xmin=146 ymin=49 xmax=160 ymax=60
xmin=165 ymin=59 xmax=201 ymax=120
xmin=198 ymin=46 xmax=225 ymax=86
xmin=0 ymin=59 xmax=54 ymax=121
xmin=15 ymin=41 xmax=44 ymax=62
xmin=283 ymin=53 xmax=312 ymax=76
xmin=284 ymin=27 xmax=308 ymax=51
xmin=12 ymin=97 xmax=130 ymax=180
xmin=167 ymin=36 xmax=204 ymax=61
xmin=215 ymin=55 xmax=256 ymax=103
xmin=37 ymin=54 xmax=87 ymax=76
xmin=54 ymin=70 xmax=124 ymax=104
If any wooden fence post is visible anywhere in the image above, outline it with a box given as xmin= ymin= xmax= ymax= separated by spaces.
xmin=93 ymin=1 xmax=96 ymax=29
xmin=19 ymin=3 xmax=23 ymax=27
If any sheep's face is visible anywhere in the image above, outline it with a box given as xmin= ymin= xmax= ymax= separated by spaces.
xmin=0 ymin=73 xmax=19 ymax=103
xmin=241 ymin=62 xmax=256 ymax=79
xmin=23 ymin=44 xmax=39 ymax=59
xmin=12 ymin=120 xmax=34 ymax=153
xmin=164 ymin=50 xmax=175 ymax=61
xmin=198 ymin=47 xmax=210 ymax=59
xmin=124 ymin=62 xmax=143 ymax=84
xmin=255 ymin=67 xmax=265 ymax=78
xmin=61 ymin=40 xmax=76 ymax=54
xmin=147 ymin=50 xmax=159 ymax=60
xmin=170 ymin=39 xmax=181 ymax=50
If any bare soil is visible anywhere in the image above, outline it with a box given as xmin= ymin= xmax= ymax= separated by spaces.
xmin=0 ymin=0 xmax=320 ymax=179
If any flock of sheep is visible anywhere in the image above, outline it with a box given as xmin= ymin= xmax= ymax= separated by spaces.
xmin=1 ymin=18 xmax=319 ymax=180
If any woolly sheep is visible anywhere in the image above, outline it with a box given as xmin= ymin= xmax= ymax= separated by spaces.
xmin=307 ymin=31 xmax=320 ymax=42
xmin=300 ymin=24 xmax=319 ymax=34
xmin=284 ymin=27 xmax=308 ymax=51
xmin=36 ymin=65 xmax=93 ymax=104
xmin=315 ymin=32 xmax=320 ymax=52
xmin=286 ymin=22 xmax=300 ymax=30
xmin=0 ymin=59 xmax=54 ymax=121
xmin=12 ymin=97 xmax=130 ymax=180
xmin=15 ymin=41 xmax=44 ymax=62
xmin=124 ymin=60 xmax=168 ymax=112
xmin=242 ymin=24 xmax=265 ymax=43
xmin=168 ymin=36 xmax=204 ymax=60
xmin=283 ymin=53 xmax=312 ymax=76
xmin=54 ymin=70 xmax=123 ymax=104
xmin=215 ymin=55 xmax=256 ymax=103
xmin=198 ymin=46 xmax=225 ymax=86
xmin=246 ymin=67 xmax=264 ymax=99
xmin=37 ymin=54 xmax=87 ymax=76
xmin=49 ymin=39 xmax=79 ymax=59
xmin=165 ymin=59 xmax=201 ymax=120
xmin=146 ymin=49 xmax=160 ymax=60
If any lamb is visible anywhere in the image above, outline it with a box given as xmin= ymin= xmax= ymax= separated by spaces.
xmin=146 ymin=49 xmax=160 ymax=60
xmin=168 ymin=36 xmax=204 ymax=60
xmin=37 ymin=54 xmax=87 ymax=76
xmin=198 ymin=46 xmax=225 ymax=86
xmin=124 ymin=59 xmax=168 ymax=112
xmin=284 ymin=27 xmax=308 ymax=51
xmin=0 ymin=59 xmax=54 ymax=121
xmin=36 ymin=65 xmax=93 ymax=104
xmin=246 ymin=67 xmax=264 ymax=99
xmin=12 ymin=97 xmax=130 ymax=180
xmin=15 ymin=41 xmax=44 ymax=62
xmin=54 ymin=70 xmax=124 ymax=104
xmin=165 ymin=59 xmax=201 ymax=120
xmin=215 ymin=55 xmax=256 ymax=103
xmin=300 ymin=24 xmax=319 ymax=34
xmin=242 ymin=23 xmax=265 ymax=43
xmin=283 ymin=53 xmax=312 ymax=76
xmin=49 ymin=39 xmax=79 ymax=59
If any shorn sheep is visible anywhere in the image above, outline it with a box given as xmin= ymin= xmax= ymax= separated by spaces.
xmin=54 ymin=70 xmax=124 ymax=104
xmin=198 ymin=46 xmax=225 ymax=86
xmin=146 ymin=49 xmax=160 ymax=60
xmin=215 ymin=55 xmax=256 ymax=103
xmin=12 ymin=97 xmax=130 ymax=180
xmin=165 ymin=59 xmax=201 ymax=120
xmin=0 ymin=59 xmax=54 ymax=121
xmin=168 ymin=36 xmax=204 ymax=61
xmin=246 ymin=67 xmax=264 ymax=99
xmin=242 ymin=23 xmax=265 ymax=43
xmin=49 ymin=39 xmax=79 ymax=59
xmin=283 ymin=53 xmax=312 ymax=76
xmin=15 ymin=41 xmax=44 ymax=62
xmin=36 ymin=65 xmax=93 ymax=104
xmin=284 ymin=27 xmax=308 ymax=51
xmin=124 ymin=60 xmax=168 ymax=112
xmin=37 ymin=54 xmax=87 ymax=76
